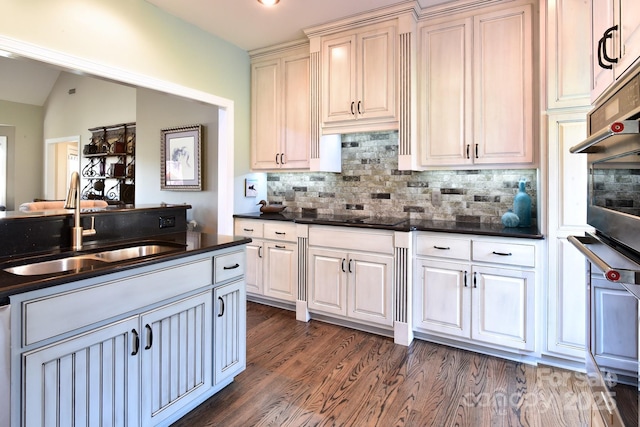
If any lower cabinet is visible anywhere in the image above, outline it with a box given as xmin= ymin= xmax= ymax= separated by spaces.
xmin=308 ymin=247 xmax=394 ymax=327
xmin=414 ymin=233 xmax=537 ymax=352
xmin=234 ymin=219 xmax=298 ymax=303
xmin=213 ymin=280 xmax=247 ymax=386
xmin=13 ymin=247 xmax=247 ymax=427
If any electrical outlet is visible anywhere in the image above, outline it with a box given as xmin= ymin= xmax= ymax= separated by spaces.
xmin=159 ymin=216 xmax=176 ymax=228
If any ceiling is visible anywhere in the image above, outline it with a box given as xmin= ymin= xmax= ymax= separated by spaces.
xmin=146 ymin=0 xmax=453 ymax=51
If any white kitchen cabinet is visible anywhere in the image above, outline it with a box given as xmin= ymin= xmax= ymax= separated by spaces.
xmin=319 ymin=22 xmax=397 ymax=133
xmin=414 ymin=233 xmax=537 ymax=352
xmin=12 ymin=247 xmax=247 ymax=427
xmin=250 ymin=42 xmax=311 ymax=170
xmin=214 ymin=280 xmax=246 ymax=386
xmin=234 ymin=218 xmax=298 ymax=304
xmin=417 ymin=3 xmax=534 ymax=168
xmin=591 ymin=0 xmax=640 ymax=102
xmin=308 ymin=247 xmax=393 ymax=327
xmin=140 ymin=292 xmax=212 ymax=427
xmin=23 ymin=316 xmax=140 ymax=427
xmin=307 ymin=226 xmax=395 ymax=328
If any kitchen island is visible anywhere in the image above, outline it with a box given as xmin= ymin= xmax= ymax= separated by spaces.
xmin=0 ymin=204 xmax=250 ymax=427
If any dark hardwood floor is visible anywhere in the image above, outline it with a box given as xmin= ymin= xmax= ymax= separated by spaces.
xmin=172 ymin=302 xmax=594 ymax=427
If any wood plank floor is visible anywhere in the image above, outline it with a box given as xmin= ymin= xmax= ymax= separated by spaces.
xmin=172 ymin=302 xmax=595 ymax=427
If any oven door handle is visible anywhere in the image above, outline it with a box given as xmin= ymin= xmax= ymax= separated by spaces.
xmin=568 ymin=235 xmax=640 ymax=284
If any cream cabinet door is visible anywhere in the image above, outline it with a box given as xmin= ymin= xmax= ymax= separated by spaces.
xmin=281 ymin=52 xmax=311 ymax=169
xmin=23 ymin=316 xmax=140 ymax=427
xmin=214 ymin=280 xmax=247 ymax=386
xmin=322 ymin=33 xmax=357 ymax=124
xmin=264 ymin=241 xmax=298 ymax=302
xmin=590 ymin=0 xmax=615 ymax=102
xmin=245 ymin=239 xmax=264 ymax=295
xmin=473 ymin=4 xmax=533 ymax=165
xmin=251 ymin=58 xmax=280 ymax=169
xmin=418 ymin=18 xmax=472 ymax=167
xmin=615 ymin=0 xmax=640 ymax=79
xmin=347 ymin=252 xmax=394 ymax=327
xmin=414 ymin=258 xmax=471 ymax=338
xmin=140 ymin=292 xmax=212 ymax=427
xmin=308 ymin=247 xmax=347 ymax=317
xmin=471 ymin=265 xmax=534 ymax=351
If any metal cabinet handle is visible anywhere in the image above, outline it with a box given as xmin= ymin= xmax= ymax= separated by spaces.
xmin=275 ymin=245 xmax=286 ymax=249
xmin=473 ymin=272 xmax=477 ymax=288
xmin=463 ymin=270 xmax=468 ymax=287
xmin=131 ymin=329 xmax=140 ymax=356
xmin=597 ymin=35 xmax=610 ymax=69
xmin=350 ymin=101 xmax=355 ymax=115
xmin=243 ymin=228 xmax=254 ymax=232
xmin=223 ymin=263 xmax=240 ymax=270
xmin=275 ymin=231 xmax=286 ymax=235
xmin=258 ymin=246 xmax=262 ymax=258
xmin=275 ymin=153 xmax=280 ymax=164
xmin=475 ymin=144 xmax=479 ymax=159
xmin=357 ymin=101 xmax=362 ymax=115
xmin=433 ymin=245 xmax=450 ymax=250
xmin=341 ymin=258 xmax=346 ymax=273
xmin=492 ymin=251 xmax=512 ymax=256
xmin=466 ymin=144 xmax=470 ymax=159
xmin=218 ymin=296 xmax=225 ymax=317
xmin=281 ymin=153 xmax=285 ymax=164
xmin=348 ymin=259 xmax=353 ymax=273
xmin=144 ymin=324 xmax=153 ymax=350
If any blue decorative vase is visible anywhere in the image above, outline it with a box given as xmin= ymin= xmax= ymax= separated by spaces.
xmin=501 ymin=210 xmax=519 ymax=228
xmin=513 ymin=179 xmax=532 ymax=227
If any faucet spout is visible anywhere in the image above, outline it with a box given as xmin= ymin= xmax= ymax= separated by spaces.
xmin=65 ymin=172 xmax=96 ymax=250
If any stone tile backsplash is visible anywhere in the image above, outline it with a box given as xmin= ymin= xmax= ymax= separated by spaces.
xmin=267 ymin=131 xmax=537 ymax=225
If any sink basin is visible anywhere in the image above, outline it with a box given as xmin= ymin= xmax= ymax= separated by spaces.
xmin=3 ymin=243 xmax=185 ymax=276
xmin=92 ymin=244 xmax=183 ymax=262
xmin=4 ymin=255 xmax=108 ymax=276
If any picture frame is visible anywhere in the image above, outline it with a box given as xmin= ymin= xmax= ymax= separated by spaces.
xmin=161 ymin=124 xmax=202 ymax=191
xmin=245 ymin=178 xmax=258 ymax=197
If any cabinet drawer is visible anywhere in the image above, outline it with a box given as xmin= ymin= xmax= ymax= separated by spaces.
xmin=416 ymin=235 xmax=471 ymax=260
xmin=23 ymin=258 xmax=212 ymax=346
xmin=214 ymin=250 xmax=245 ymax=284
xmin=308 ymin=227 xmax=394 ymax=254
xmin=472 ymin=241 xmax=535 ymax=267
xmin=264 ymin=222 xmax=297 ymax=242
xmin=234 ymin=219 xmax=264 ymax=238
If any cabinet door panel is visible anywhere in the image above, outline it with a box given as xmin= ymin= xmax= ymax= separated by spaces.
xmin=415 ymin=259 xmax=470 ymax=338
xmin=214 ymin=280 xmax=247 ymax=385
xmin=23 ymin=316 xmax=139 ymax=427
xmin=264 ymin=242 xmax=298 ymax=301
xmin=358 ymin=26 xmax=396 ymax=120
xmin=245 ymin=241 xmax=264 ymax=295
xmin=323 ymin=34 xmax=357 ymax=123
xmin=251 ymin=59 xmax=280 ymax=169
xmin=140 ymin=292 xmax=212 ymax=427
xmin=419 ymin=19 xmax=472 ymax=166
xmin=473 ymin=5 xmax=533 ymax=164
xmin=308 ymin=248 xmax=347 ymax=316
xmin=591 ymin=0 xmax=615 ymax=102
xmin=348 ymin=252 xmax=394 ymax=326
xmin=282 ymin=53 xmax=311 ymax=169
xmin=615 ymin=0 xmax=640 ymax=78
xmin=472 ymin=266 xmax=534 ymax=350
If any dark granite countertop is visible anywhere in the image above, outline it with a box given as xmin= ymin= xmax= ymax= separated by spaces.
xmin=0 ymin=232 xmax=250 ymax=304
xmin=234 ymin=212 xmax=543 ymax=239
xmin=0 ymin=203 xmax=192 ymax=220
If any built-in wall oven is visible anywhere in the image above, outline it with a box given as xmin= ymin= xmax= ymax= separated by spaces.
xmin=569 ymin=69 xmax=640 ymax=427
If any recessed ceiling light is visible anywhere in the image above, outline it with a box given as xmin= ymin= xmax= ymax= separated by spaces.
xmin=258 ymin=0 xmax=280 ymax=6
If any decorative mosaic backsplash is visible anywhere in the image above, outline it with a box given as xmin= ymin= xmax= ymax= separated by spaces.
xmin=267 ymin=131 xmax=537 ymax=225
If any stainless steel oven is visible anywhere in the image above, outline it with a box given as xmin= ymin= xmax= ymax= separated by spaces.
xmin=569 ymin=69 xmax=640 ymax=427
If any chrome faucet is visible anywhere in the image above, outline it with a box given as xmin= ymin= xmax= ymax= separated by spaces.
xmin=64 ymin=171 xmax=96 ymax=250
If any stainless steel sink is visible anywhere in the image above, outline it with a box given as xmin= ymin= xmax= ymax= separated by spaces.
xmin=3 ymin=243 xmax=185 ymax=276
xmin=92 ymin=244 xmax=183 ymax=262
xmin=4 ymin=255 xmax=108 ymax=276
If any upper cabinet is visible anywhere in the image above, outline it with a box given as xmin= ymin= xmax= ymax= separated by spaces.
xmin=417 ymin=3 xmax=534 ymax=168
xmin=320 ymin=23 xmax=397 ymax=132
xmin=591 ymin=0 xmax=640 ymax=102
xmin=251 ymin=42 xmax=311 ymax=170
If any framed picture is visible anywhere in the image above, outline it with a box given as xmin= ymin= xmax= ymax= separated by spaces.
xmin=245 ymin=178 xmax=258 ymax=197
xmin=161 ymin=124 xmax=202 ymax=191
